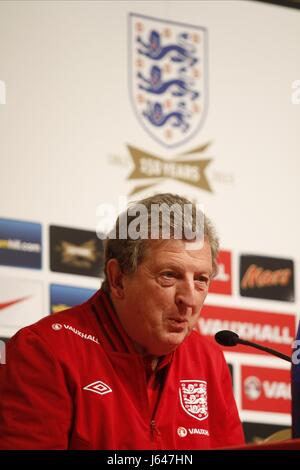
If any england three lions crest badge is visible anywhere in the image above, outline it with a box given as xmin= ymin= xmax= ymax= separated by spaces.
xmin=129 ymin=13 xmax=208 ymax=149
xmin=179 ymin=380 xmax=208 ymax=421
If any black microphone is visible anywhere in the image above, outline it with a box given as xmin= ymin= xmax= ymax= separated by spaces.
xmin=215 ymin=330 xmax=291 ymax=363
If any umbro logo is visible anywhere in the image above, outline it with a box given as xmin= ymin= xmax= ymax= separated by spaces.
xmin=83 ymin=380 xmax=112 ymax=396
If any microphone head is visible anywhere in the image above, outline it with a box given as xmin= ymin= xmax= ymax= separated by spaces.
xmin=215 ymin=330 xmax=240 ymax=347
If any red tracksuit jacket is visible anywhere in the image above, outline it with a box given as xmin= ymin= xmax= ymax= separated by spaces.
xmin=0 ymin=289 xmax=244 ymax=449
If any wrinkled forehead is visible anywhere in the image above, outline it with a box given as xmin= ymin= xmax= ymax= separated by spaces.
xmin=142 ymin=238 xmax=212 ymax=264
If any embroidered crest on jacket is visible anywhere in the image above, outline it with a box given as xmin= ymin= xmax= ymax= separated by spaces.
xmin=179 ymin=380 xmax=208 ymax=421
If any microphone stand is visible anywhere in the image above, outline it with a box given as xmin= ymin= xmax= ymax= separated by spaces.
xmin=237 ymin=338 xmax=291 ymax=362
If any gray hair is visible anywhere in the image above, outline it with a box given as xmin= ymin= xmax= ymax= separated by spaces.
xmin=101 ymin=193 xmax=219 ymax=292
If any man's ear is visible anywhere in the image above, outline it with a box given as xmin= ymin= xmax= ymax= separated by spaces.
xmin=106 ymin=259 xmax=125 ymax=299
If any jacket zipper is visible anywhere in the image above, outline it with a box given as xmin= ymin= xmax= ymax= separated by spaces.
xmin=150 ymin=419 xmax=157 ymax=440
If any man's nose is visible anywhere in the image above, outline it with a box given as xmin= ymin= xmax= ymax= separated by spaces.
xmin=175 ymin=279 xmax=197 ymax=309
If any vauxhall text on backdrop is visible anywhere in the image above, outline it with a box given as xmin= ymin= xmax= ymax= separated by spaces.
xmin=0 ymin=0 xmax=300 ymax=454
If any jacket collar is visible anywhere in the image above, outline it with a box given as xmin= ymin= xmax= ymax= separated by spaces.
xmin=89 ymin=289 xmax=173 ymax=369
xmin=89 ymin=288 xmax=137 ymax=354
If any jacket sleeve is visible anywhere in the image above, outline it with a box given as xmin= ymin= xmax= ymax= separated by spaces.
xmin=220 ymin=356 xmax=245 ymax=447
xmin=0 ymin=327 xmax=73 ymax=449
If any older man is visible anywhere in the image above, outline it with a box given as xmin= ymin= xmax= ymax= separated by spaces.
xmin=0 ymin=193 xmax=244 ymax=449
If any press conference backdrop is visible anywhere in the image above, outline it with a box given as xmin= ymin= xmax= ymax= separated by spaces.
xmin=0 ymin=0 xmax=300 ymax=443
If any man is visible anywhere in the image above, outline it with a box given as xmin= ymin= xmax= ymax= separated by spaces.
xmin=0 ymin=193 xmax=244 ymax=449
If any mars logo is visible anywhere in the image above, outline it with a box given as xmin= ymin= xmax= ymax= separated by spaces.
xmin=129 ymin=13 xmax=207 ymax=148
xmin=179 ymin=380 xmax=208 ymax=421
xmin=240 ymin=255 xmax=295 ymax=302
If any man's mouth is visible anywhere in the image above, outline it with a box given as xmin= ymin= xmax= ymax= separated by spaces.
xmin=167 ymin=318 xmax=188 ymax=332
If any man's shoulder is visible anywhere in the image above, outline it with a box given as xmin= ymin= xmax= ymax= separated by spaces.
xmin=33 ymin=305 xmax=88 ymax=334
xmin=10 ymin=291 xmax=101 ymax=350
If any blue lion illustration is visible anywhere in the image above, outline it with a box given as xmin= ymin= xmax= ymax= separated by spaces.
xmin=137 ymin=30 xmax=198 ymax=66
xmin=137 ymin=65 xmax=199 ymax=101
xmin=143 ymin=101 xmax=190 ymax=132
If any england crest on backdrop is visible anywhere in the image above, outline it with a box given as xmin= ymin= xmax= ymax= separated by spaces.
xmin=129 ymin=13 xmax=208 ymax=149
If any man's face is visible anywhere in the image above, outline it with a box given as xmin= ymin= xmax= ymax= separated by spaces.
xmin=116 ymin=239 xmax=213 ymax=356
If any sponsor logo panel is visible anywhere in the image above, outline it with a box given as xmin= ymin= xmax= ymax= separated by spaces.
xmin=198 ymin=305 xmax=295 ymax=357
xmin=241 ymin=366 xmax=291 ymax=414
xmin=0 ymin=218 xmax=42 ymax=269
xmin=209 ymin=250 xmax=232 ymax=295
xmin=50 ymin=284 xmax=96 ymax=314
xmin=0 ymin=277 xmax=43 ymax=337
xmin=50 ymin=225 xmax=104 ymax=278
xmin=129 ymin=13 xmax=207 ymax=148
xmin=240 ymin=255 xmax=295 ymax=302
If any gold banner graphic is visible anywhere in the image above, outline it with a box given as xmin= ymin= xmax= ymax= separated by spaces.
xmin=127 ymin=144 xmax=212 ymax=196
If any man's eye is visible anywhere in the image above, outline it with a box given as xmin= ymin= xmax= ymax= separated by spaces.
xmin=162 ymin=272 xmax=175 ymax=278
xmin=195 ymin=276 xmax=209 ymax=284
xmin=158 ymin=272 xmax=177 ymax=286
